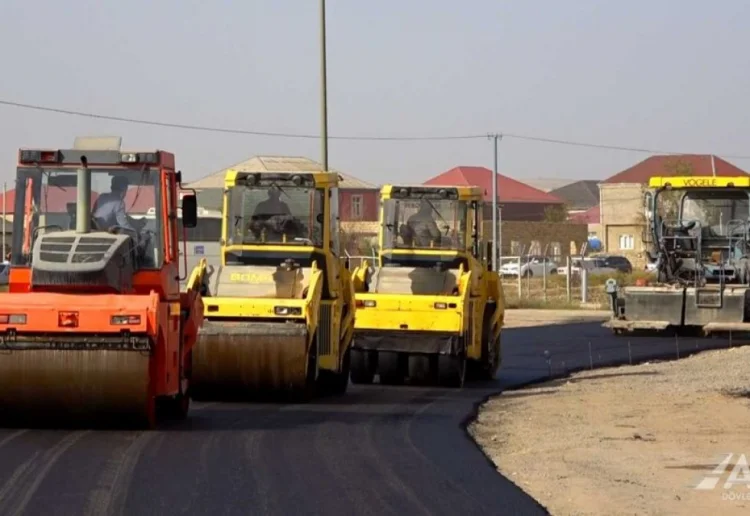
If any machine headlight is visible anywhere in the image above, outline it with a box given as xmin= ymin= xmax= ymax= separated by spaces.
xmin=274 ymin=306 xmax=302 ymax=316
xmin=111 ymin=315 xmax=142 ymax=325
xmin=0 ymin=314 xmax=26 ymax=324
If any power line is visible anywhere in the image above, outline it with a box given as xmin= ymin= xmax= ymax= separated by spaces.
xmin=2 ymin=98 xmax=750 ymax=159
xmin=0 ymin=99 xmax=482 ymax=141
xmin=501 ymin=132 xmax=750 ymax=159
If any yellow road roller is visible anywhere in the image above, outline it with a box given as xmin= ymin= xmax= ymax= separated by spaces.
xmin=350 ymin=184 xmax=505 ymax=387
xmin=189 ymin=169 xmax=356 ymax=401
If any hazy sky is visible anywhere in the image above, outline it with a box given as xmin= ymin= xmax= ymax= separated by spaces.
xmin=1 ymin=0 xmax=749 ymax=186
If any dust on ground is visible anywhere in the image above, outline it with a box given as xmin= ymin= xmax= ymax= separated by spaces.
xmin=474 ymin=311 xmax=750 ymax=516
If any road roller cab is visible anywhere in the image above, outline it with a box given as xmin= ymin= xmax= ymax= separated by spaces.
xmin=189 ymin=168 xmax=356 ymax=400
xmin=0 ymin=136 xmax=204 ymax=428
xmin=350 ymin=184 xmax=505 ymax=387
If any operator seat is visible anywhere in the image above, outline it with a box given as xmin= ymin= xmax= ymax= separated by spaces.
xmin=663 ymin=221 xmax=697 ymax=254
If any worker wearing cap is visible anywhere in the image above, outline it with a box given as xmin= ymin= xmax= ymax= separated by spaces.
xmin=93 ymin=176 xmax=134 ymax=232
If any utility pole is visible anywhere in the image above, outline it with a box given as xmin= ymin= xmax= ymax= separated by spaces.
xmin=488 ymin=133 xmax=502 ymax=272
xmin=2 ymin=182 xmax=5 ymax=256
xmin=320 ymin=0 xmax=329 ymax=171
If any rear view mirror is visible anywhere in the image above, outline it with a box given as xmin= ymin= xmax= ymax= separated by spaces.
xmin=643 ymin=191 xmax=654 ymax=220
xmin=181 ymin=194 xmax=198 ymax=228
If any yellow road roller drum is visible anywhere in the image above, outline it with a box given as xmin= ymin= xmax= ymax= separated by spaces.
xmin=190 ymin=168 xmax=356 ymax=401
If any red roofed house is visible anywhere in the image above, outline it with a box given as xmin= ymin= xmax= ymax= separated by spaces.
xmin=424 ymin=166 xmax=591 ymax=257
xmin=569 ymin=204 xmax=601 ymax=242
xmin=0 ymin=187 xmax=101 ymax=254
xmin=599 ymin=154 xmax=750 ymax=266
xmin=123 ymin=185 xmax=157 ymax=213
xmin=424 ymin=166 xmax=565 ymax=221
xmin=0 ymin=187 xmax=99 ymax=215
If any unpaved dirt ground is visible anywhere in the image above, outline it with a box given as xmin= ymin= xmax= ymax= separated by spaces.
xmin=474 ymin=310 xmax=750 ymax=516
xmin=502 ymin=309 xmax=610 ymax=329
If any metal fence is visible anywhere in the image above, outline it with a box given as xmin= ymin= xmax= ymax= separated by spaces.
xmin=344 ymin=247 xmax=635 ymax=309
xmin=498 ymin=254 xmax=613 ymax=309
xmin=344 ymin=252 xmax=377 ymax=271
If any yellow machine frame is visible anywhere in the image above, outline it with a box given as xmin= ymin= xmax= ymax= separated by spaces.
xmin=351 ymin=184 xmax=504 ymax=387
xmin=189 ymin=168 xmax=357 ymax=400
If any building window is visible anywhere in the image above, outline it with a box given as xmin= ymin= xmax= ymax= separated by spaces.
xmin=619 ymin=234 xmax=634 ymax=250
xmin=350 ymin=195 xmax=363 ymax=220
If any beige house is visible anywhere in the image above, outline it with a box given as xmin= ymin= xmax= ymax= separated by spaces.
xmin=599 ymin=154 xmax=749 ymax=267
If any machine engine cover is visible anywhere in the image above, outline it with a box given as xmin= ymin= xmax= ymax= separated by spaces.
xmin=207 ymin=264 xmax=314 ymax=299
xmin=368 ymin=266 xmax=459 ymax=295
xmin=30 ymin=231 xmax=136 ymax=292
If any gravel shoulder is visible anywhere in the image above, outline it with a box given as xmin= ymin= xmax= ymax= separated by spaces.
xmin=473 ymin=310 xmax=750 ymax=515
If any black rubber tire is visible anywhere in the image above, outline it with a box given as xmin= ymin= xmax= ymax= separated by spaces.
xmin=141 ymin=394 xmax=157 ymax=430
xmin=350 ymin=349 xmax=376 ymax=384
xmin=319 ymin=346 xmax=351 ymax=396
xmin=437 ymin=354 xmax=466 ymax=388
xmin=407 ymin=354 xmax=435 ymax=384
xmin=294 ymin=340 xmax=318 ymax=402
xmin=336 ymin=346 xmax=352 ymax=394
xmin=378 ymin=351 xmax=404 ymax=385
xmin=157 ymin=392 xmax=190 ymax=421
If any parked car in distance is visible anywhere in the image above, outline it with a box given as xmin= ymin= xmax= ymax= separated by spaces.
xmin=500 ymin=255 xmax=558 ymax=277
xmin=597 ymin=254 xmax=633 ymax=274
xmin=556 ymin=257 xmax=618 ymax=276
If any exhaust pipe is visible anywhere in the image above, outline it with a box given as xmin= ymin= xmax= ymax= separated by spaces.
xmin=76 ymin=156 xmax=91 ymax=234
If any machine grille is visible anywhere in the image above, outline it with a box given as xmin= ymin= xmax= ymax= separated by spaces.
xmin=30 ymin=232 xmax=136 ymax=292
xmin=317 ymin=303 xmax=333 ymax=356
xmin=463 ymin=299 xmax=475 ymax=350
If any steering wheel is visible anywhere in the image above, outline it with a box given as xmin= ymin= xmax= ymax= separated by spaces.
xmin=679 ymin=221 xmax=697 ymax=231
xmin=108 ymin=225 xmax=139 ymax=239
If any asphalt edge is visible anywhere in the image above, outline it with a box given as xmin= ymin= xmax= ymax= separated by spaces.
xmin=461 ymin=341 xmax=748 ymax=516
xmin=459 ymin=380 xmax=553 ymax=516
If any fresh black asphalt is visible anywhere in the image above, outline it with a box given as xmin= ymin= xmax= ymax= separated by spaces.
xmin=0 ymin=317 xmax=740 ymax=515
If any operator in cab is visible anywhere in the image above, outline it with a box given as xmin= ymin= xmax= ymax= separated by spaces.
xmin=92 ymin=176 xmax=135 ymax=233
xmin=91 ymin=176 xmax=155 ymax=266
xmin=401 ymin=200 xmax=441 ymax=247
xmin=248 ymin=185 xmax=301 ymax=242
xmin=252 ymin=185 xmax=291 ymax=219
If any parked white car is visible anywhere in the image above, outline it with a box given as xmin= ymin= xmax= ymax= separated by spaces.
xmin=556 ymin=257 xmax=618 ymax=276
xmin=500 ymin=255 xmax=558 ymax=277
